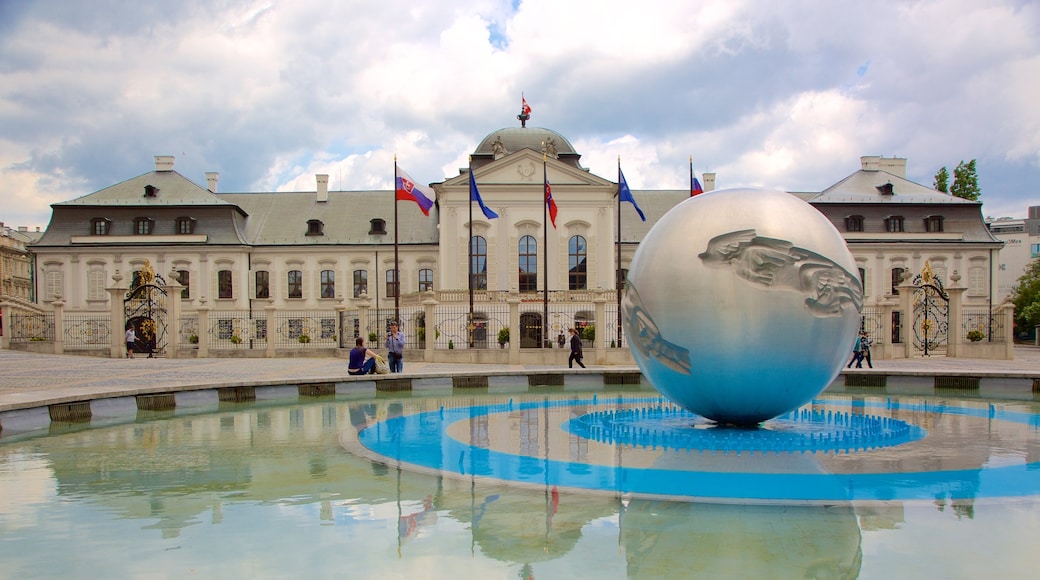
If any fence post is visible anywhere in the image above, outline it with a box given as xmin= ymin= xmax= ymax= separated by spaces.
xmin=507 ymin=292 xmax=520 ymax=364
xmin=1000 ymin=302 xmax=1015 ymax=359
xmin=108 ymin=270 xmax=127 ymax=358
xmin=165 ymin=270 xmax=182 ymax=359
xmin=897 ymin=277 xmax=914 ymax=358
xmin=197 ymin=298 xmax=210 ymax=358
xmin=265 ymin=304 xmax=277 ymax=358
xmin=356 ymin=293 xmax=372 ymax=347
xmin=593 ymin=289 xmax=607 ymax=364
xmin=423 ymin=292 xmax=437 ymax=361
xmin=0 ymin=301 xmax=10 ymax=349
xmin=52 ymin=295 xmax=65 ymax=355
xmin=946 ymin=287 xmax=964 ymax=358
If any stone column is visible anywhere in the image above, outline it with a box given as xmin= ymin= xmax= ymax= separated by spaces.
xmin=1000 ymin=302 xmax=1015 ymax=359
xmin=423 ymin=291 xmax=437 ymax=362
xmin=897 ymin=278 xmax=915 ymax=359
xmin=197 ymin=298 xmax=210 ymax=358
xmin=51 ymin=295 xmax=65 ymax=355
xmin=592 ymin=289 xmax=607 ymax=364
xmin=265 ymin=304 xmax=277 ymax=358
xmin=876 ymin=299 xmax=896 ymax=360
xmin=0 ymin=301 xmax=11 ymax=349
xmin=165 ymin=269 xmax=183 ymax=359
xmin=108 ymin=270 xmax=127 ymax=358
xmin=507 ymin=292 xmax=521 ymax=365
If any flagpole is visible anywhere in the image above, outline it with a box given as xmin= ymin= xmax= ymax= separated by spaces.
xmin=542 ymin=153 xmax=549 ymax=349
xmin=393 ymin=156 xmax=400 ymax=326
xmin=689 ymin=155 xmax=693 ymax=197
xmin=468 ymin=157 xmax=475 ymax=349
xmin=616 ymin=156 xmax=623 ymax=349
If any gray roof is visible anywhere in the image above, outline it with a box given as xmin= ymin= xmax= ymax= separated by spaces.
xmin=54 ymin=169 xmax=242 ymax=211
xmin=219 ymin=191 xmax=439 ymax=245
xmin=811 ymin=168 xmax=976 ymax=205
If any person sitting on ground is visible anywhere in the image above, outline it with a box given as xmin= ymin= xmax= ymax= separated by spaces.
xmin=348 ymin=337 xmax=378 ymax=375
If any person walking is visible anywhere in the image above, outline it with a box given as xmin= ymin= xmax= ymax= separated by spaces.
xmin=847 ymin=333 xmax=863 ymax=368
xmin=859 ymin=331 xmax=873 ymax=368
xmin=386 ymin=321 xmax=405 ymax=373
xmin=568 ymin=327 xmax=586 ymax=369
xmin=125 ymin=326 xmax=137 ymax=358
xmin=348 ymin=337 xmax=378 ymax=375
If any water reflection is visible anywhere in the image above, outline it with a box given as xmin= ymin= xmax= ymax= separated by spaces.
xmin=0 ymin=391 xmax=1038 ymax=577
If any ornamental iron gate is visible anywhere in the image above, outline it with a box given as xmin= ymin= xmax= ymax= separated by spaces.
xmin=124 ymin=266 xmax=168 ymax=357
xmin=910 ymin=262 xmax=949 ymax=356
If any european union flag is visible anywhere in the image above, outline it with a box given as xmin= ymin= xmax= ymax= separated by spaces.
xmin=470 ymin=170 xmax=498 ymax=219
xmin=618 ymin=168 xmax=646 ymax=221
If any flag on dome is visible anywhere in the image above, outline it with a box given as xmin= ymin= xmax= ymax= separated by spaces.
xmin=395 ymin=167 xmax=434 ymax=216
xmin=521 ymin=95 xmax=531 ymax=117
xmin=469 ymin=170 xmax=499 ymax=220
xmin=544 ymin=175 xmax=558 ymax=228
xmin=618 ymin=167 xmax=646 ymax=221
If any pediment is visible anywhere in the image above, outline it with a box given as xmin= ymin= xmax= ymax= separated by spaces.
xmin=442 ymin=149 xmax=614 ymax=189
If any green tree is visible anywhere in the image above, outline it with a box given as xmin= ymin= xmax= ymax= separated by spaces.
xmin=1010 ymin=257 xmax=1040 ymax=338
xmin=933 ymin=166 xmax=949 ymax=192
xmin=950 ymin=159 xmax=980 ymax=201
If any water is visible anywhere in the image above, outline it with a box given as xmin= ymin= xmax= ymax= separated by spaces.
xmin=2 ymin=388 xmax=1039 ymax=578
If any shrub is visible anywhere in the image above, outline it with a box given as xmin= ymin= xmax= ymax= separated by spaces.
xmin=498 ymin=327 xmax=510 ymax=344
xmin=966 ymin=329 xmax=985 ymax=342
xmin=298 ymin=335 xmax=311 ymax=343
xmin=448 ymin=339 xmax=454 ymax=349
xmin=230 ymin=335 xmax=242 ymax=345
xmin=189 ymin=334 xmax=199 ymax=344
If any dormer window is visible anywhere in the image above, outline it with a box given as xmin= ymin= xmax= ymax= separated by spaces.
xmin=134 ymin=217 xmax=155 ymax=235
xmin=176 ymin=217 xmax=197 ymax=234
xmin=876 ymin=183 xmax=894 ymax=196
xmin=143 ymin=185 xmax=159 ymax=198
xmin=884 ymin=216 xmax=904 ymax=233
xmin=306 ymin=219 xmax=324 ymax=236
xmin=91 ymin=218 xmax=111 ymax=235
xmin=845 ymin=215 xmax=864 ymax=232
xmin=369 ymin=218 xmax=387 ymax=235
xmin=924 ymin=215 xmax=944 ymax=233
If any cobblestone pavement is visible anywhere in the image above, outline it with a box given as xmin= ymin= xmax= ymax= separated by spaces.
xmin=1 ymin=346 xmax=1038 ymax=412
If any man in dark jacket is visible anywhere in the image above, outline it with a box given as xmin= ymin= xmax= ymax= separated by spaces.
xmin=568 ymin=327 xmax=586 ymax=369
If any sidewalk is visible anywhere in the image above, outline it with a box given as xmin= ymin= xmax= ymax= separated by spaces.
xmin=1 ymin=346 xmax=1038 ymax=413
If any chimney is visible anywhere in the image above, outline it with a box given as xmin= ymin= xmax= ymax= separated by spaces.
xmin=205 ymin=172 xmax=219 ymax=193
xmin=154 ymin=155 xmax=175 ymax=171
xmin=703 ymin=173 xmax=717 ymax=192
xmin=879 ymin=157 xmax=907 ymax=178
xmin=860 ymin=156 xmax=881 ymax=171
xmin=316 ymin=174 xmax=329 ymax=203
xmin=18 ymin=226 xmax=27 ymax=232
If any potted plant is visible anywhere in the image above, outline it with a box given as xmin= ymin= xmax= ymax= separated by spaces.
xmin=581 ymin=324 xmax=595 ymax=344
xmin=230 ymin=334 xmax=242 ymax=345
xmin=448 ymin=339 xmax=455 ymax=349
xmin=298 ymin=334 xmax=311 ymax=343
xmin=966 ymin=329 xmax=985 ymax=342
xmin=498 ymin=327 xmax=510 ymax=348
xmin=189 ymin=334 xmax=199 ymax=344
xmin=369 ymin=331 xmax=378 ymax=344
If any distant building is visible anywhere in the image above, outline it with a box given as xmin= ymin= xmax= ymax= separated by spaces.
xmin=988 ymin=206 xmax=1040 ymax=302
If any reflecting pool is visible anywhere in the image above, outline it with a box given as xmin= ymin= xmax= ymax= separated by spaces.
xmin=2 ymin=387 xmax=1040 ymax=578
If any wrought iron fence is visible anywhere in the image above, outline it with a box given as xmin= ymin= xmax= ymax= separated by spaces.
xmin=268 ymin=310 xmax=337 ymax=349
xmin=430 ymin=304 xmax=510 ymax=349
xmin=180 ymin=314 xmax=199 ymax=346
xmin=10 ymin=312 xmax=54 ymax=343
xmin=962 ymin=308 xmax=1006 ymax=343
xmin=860 ymin=306 xmax=885 ymax=346
xmin=63 ymin=314 xmax=112 ymax=351
xmin=208 ymin=310 xmax=261 ymax=349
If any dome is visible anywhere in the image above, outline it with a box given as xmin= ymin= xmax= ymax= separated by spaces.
xmin=474 ymin=127 xmax=578 ymax=157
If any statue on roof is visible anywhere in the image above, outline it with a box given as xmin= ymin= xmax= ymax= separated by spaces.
xmin=491 ymin=136 xmax=508 ymax=159
xmin=542 ymin=137 xmax=558 ymax=159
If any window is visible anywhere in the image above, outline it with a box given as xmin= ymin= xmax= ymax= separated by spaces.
xmin=891 ymin=267 xmax=905 ymax=295
xmin=924 ymin=216 xmax=943 ymax=233
xmin=369 ymin=219 xmax=386 ymax=235
xmin=176 ymin=269 xmax=190 ymax=299
xmin=255 ymin=271 xmax=270 ymax=299
xmin=218 ymin=270 xmax=233 ymax=299
xmin=419 ymin=268 xmax=433 ymax=292
xmin=143 ymin=185 xmax=159 ymax=198
xmin=884 ymin=216 xmax=904 ymax=233
xmin=568 ymin=235 xmax=587 ymax=290
xmin=1033 ymin=244 xmax=1040 ymax=259
xmin=87 ymin=269 xmax=106 ymax=301
xmin=470 ymin=236 xmax=488 ymax=290
xmin=306 ymin=219 xmax=324 ymax=236
xmin=353 ymin=269 xmax=368 ymax=298
xmin=176 ymin=217 xmax=196 ymax=234
xmin=968 ymin=266 xmax=986 ymax=296
xmin=519 ymin=235 xmax=537 ymax=292
xmin=287 ymin=270 xmax=303 ymax=299
xmin=91 ymin=218 xmax=111 ymax=235
xmin=321 ymin=270 xmax=335 ymax=298
xmin=45 ymin=271 xmax=63 ymax=301
xmin=134 ymin=217 xmax=154 ymax=235
xmin=386 ymin=269 xmax=399 ymax=298
xmin=845 ymin=215 xmax=864 ymax=232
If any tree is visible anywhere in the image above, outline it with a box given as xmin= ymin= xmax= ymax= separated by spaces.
xmin=933 ymin=166 xmax=949 ymax=192
xmin=1010 ymin=257 xmax=1040 ymax=339
xmin=950 ymin=159 xmax=981 ymax=201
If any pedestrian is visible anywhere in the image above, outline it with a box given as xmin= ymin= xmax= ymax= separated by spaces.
xmin=847 ymin=333 xmax=863 ymax=368
xmin=348 ymin=337 xmax=378 ymax=375
xmin=386 ymin=321 xmax=405 ymax=373
xmin=568 ymin=327 xmax=586 ymax=369
xmin=859 ymin=331 xmax=873 ymax=368
xmin=557 ymin=333 xmax=565 ymax=349
xmin=125 ymin=326 xmax=136 ymax=358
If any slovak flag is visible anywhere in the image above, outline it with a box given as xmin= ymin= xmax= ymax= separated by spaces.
xmin=545 ymin=175 xmax=558 ymax=228
xmin=395 ymin=167 xmax=434 ymax=216
xmin=521 ymin=96 xmax=531 ymax=116
xmin=691 ymin=175 xmax=704 ymax=197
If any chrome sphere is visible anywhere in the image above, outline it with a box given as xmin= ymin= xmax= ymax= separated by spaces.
xmin=622 ymin=188 xmax=863 ymax=424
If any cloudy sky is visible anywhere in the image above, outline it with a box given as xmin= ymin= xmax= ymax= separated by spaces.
xmin=1 ymin=0 xmax=1038 ymax=230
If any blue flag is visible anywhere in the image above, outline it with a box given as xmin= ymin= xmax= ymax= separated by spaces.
xmin=618 ymin=168 xmax=646 ymax=221
xmin=470 ymin=170 xmax=499 ymax=219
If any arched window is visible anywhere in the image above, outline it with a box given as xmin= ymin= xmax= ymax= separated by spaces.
xmin=353 ymin=270 xmax=368 ymax=298
xmin=568 ymin=235 xmax=587 ymax=290
xmin=519 ymin=235 xmax=537 ymax=292
xmin=470 ymin=236 xmax=487 ymax=290
xmin=320 ymin=270 xmax=335 ymax=298
xmin=287 ymin=270 xmax=303 ymax=299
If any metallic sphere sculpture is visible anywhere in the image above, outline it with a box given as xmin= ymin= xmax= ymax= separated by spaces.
xmin=622 ymin=188 xmax=863 ymax=424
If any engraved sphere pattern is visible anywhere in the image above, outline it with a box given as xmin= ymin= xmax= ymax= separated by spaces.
xmin=622 ymin=188 xmax=863 ymax=424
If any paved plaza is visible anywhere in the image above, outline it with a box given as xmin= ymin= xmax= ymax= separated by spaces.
xmin=1 ymin=346 xmax=1038 ymax=414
